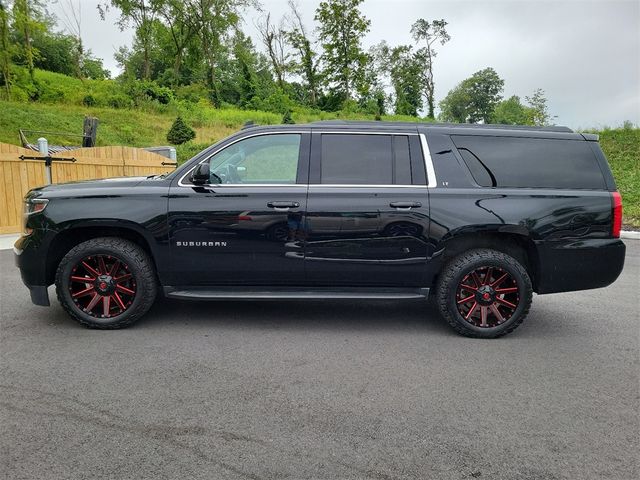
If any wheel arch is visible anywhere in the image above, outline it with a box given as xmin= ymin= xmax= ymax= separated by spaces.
xmin=46 ymin=222 xmax=157 ymax=285
xmin=434 ymin=230 xmax=540 ymax=291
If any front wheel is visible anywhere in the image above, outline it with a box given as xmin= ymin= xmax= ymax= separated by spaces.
xmin=435 ymin=249 xmax=533 ymax=338
xmin=55 ymin=237 xmax=157 ymax=329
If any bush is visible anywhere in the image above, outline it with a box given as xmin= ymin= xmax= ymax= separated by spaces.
xmin=126 ymin=80 xmax=174 ymax=106
xmin=167 ymin=116 xmax=196 ymax=145
xmin=107 ymin=94 xmax=132 ymax=109
xmin=281 ymin=110 xmax=295 ymax=124
xmin=82 ymin=94 xmax=96 ymax=106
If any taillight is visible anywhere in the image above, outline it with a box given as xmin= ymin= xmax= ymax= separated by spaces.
xmin=611 ymin=191 xmax=622 ymax=238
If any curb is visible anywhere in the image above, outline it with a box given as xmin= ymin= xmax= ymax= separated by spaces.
xmin=621 ymin=230 xmax=640 ymax=240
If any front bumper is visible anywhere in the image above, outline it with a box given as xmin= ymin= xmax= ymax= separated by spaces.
xmin=14 ymin=232 xmax=51 ymax=306
xmin=535 ymin=238 xmax=626 ymax=294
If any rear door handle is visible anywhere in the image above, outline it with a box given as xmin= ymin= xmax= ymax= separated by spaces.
xmin=267 ymin=201 xmax=300 ymax=212
xmin=390 ymin=201 xmax=422 ymax=210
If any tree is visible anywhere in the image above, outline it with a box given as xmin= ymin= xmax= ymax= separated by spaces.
xmin=166 ymin=116 xmax=195 ymax=144
xmin=98 ymin=1 xmax=162 ymax=80
xmin=315 ymin=0 xmax=370 ymax=102
xmin=0 ymin=1 xmax=11 ymax=98
xmin=388 ymin=45 xmax=423 ymax=116
xmin=190 ymin=0 xmax=255 ymax=106
xmin=410 ymin=18 xmax=450 ymax=119
xmin=284 ymin=0 xmax=319 ymax=106
xmin=56 ymin=0 xmax=84 ymax=78
xmin=157 ymin=0 xmax=201 ymax=85
xmin=256 ymin=12 xmax=288 ymax=89
xmin=439 ymin=67 xmax=504 ymax=123
xmin=492 ymin=95 xmax=533 ymax=125
xmin=525 ymin=88 xmax=555 ymax=126
xmin=12 ymin=0 xmax=45 ymax=82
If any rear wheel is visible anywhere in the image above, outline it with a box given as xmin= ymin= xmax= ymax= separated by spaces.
xmin=435 ymin=249 xmax=532 ymax=338
xmin=55 ymin=237 xmax=157 ymax=329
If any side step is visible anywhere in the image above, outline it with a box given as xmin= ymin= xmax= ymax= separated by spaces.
xmin=163 ymin=286 xmax=430 ymax=301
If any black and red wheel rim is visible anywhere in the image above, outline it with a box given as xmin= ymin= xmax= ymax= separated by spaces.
xmin=455 ymin=266 xmax=520 ymax=328
xmin=68 ymin=254 xmax=137 ymax=319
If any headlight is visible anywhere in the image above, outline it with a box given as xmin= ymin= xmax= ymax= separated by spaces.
xmin=24 ymin=198 xmax=49 ymax=215
xmin=23 ymin=198 xmax=48 ymax=235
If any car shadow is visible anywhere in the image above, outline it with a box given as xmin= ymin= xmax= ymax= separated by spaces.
xmin=136 ymin=296 xmax=455 ymax=335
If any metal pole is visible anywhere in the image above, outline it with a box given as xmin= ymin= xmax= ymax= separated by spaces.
xmin=37 ymin=137 xmax=51 ymax=185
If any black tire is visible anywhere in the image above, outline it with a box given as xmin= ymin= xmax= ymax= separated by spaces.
xmin=435 ymin=249 xmax=533 ymax=338
xmin=55 ymin=237 xmax=157 ymax=329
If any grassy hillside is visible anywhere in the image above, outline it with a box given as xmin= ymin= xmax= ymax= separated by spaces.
xmin=598 ymin=128 xmax=640 ymax=228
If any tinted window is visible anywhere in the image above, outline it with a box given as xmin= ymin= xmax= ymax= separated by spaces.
xmin=320 ymin=134 xmax=413 ymax=185
xmin=452 ymin=135 xmax=605 ymax=189
xmin=209 ymin=134 xmax=301 ymax=184
xmin=393 ymin=135 xmax=412 ymax=185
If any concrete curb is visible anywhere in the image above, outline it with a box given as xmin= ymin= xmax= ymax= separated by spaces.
xmin=621 ymin=230 xmax=640 ymax=240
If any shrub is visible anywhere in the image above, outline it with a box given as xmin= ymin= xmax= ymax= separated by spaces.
xmin=281 ymin=110 xmax=295 ymax=124
xmin=167 ymin=116 xmax=196 ymax=145
xmin=82 ymin=94 xmax=96 ymax=106
xmin=107 ymin=94 xmax=132 ymax=109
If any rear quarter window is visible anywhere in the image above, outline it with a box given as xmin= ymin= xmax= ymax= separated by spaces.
xmin=451 ymin=135 xmax=606 ymax=189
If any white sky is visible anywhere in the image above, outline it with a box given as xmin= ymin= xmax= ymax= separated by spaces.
xmin=49 ymin=0 xmax=640 ymax=129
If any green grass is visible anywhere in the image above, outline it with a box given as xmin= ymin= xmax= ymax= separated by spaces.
xmin=598 ymin=128 xmax=640 ymax=227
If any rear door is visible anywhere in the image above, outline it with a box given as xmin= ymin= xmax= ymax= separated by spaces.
xmin=166 ymin=131 xmax=310 ymax=286
xmin=303 ymin=130 xmax=431 ymax=287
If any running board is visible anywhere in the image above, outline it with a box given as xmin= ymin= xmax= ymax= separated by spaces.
xmin=163 ymin=286 xmax=429 ymax=301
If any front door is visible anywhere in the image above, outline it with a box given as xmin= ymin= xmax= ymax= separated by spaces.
xmin=167 ymin=131 xmax=310 ymax=286
xmin=304 ymin=131 xmax=431 ymax=287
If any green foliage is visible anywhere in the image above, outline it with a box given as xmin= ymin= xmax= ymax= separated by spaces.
xmin=126 ymin=79 xmax=173 ymax=105
xmin=492 ymin=95 xmax=534 ymax=125
xmin=525 ymin=88 xmax=555 ymax=126
xmin=598 ymin=128 xmax=640 ymax=226
xmin=284 ymin=1 xmax=320 ymax=106
xmin=439 ymin=67 xmax=504 ymax=123
xmin=166 ymin=116 xmax=195 ymax=144
xmin=315 ymin=0 xmax=370 ymax=102
xmin=82 ymin=94 xmax=96 ymax=107
xmin=281 ymin=110 xmax=295 ymax=124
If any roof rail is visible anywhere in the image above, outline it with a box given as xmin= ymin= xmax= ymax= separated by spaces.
xmin=241 ymin=121 xmax=258 ymax=130
xmin=309 ymin=119 xmax=573 ymax=133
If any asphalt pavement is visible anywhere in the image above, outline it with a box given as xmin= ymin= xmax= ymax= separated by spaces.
xmin=1 ymin=242 xmax=638 ymax=480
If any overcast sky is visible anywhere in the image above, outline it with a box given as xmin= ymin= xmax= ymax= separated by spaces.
xmin=49 ymin=0 xmax=639 ymax=129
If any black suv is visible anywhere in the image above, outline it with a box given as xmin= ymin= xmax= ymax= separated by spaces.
xmin=14 ymin=121 xmax=625 ymax=338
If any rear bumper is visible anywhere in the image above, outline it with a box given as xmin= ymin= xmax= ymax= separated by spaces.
xmin=535 ymin=238 xmax=626 ymax=294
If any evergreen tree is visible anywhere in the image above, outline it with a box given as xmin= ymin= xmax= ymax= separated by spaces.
xmin=166 ymin=116 xmax=195 ymax=144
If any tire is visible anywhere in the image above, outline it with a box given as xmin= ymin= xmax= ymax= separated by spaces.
xmin=435 ymin=249 xmax=533 ymax=338
xmin=55 ymin=237 xmax=157 ymax=329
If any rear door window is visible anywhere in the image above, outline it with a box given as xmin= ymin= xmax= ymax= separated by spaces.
xmin=451 ymin=135 xmax=605 ymax=189
xmin=319 ymin=134 xmax=413 ymax=185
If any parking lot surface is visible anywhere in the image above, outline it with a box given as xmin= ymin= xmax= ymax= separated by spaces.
xmin=1 ymin=242 xmax=638 ymax=480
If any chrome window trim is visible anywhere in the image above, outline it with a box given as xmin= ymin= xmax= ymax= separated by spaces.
xmin=308 ymin=184 xmax=427 ymax=189
xmin=178 ymin=131 xmax=309 ymax=187
xmin=420 ymin=133 xmax=437 ymax=188
xmin=315 ymin=131 xmax=419 ymax=136
xmin=178 ymin=129 xmax=435 ymax=188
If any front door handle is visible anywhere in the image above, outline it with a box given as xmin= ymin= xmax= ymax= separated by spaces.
xmin=390 ymin=201 xmax=422 ymax=210
xmin=268 ymin=201 xmax=300 ymax=212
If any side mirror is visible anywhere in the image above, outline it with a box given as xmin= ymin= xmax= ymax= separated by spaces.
xmin=191 ymin=163 xmax=210 ymax=185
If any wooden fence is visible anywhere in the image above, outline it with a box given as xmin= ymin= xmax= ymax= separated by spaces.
xmin=0 ymin=143 xmax=176 ymax=234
